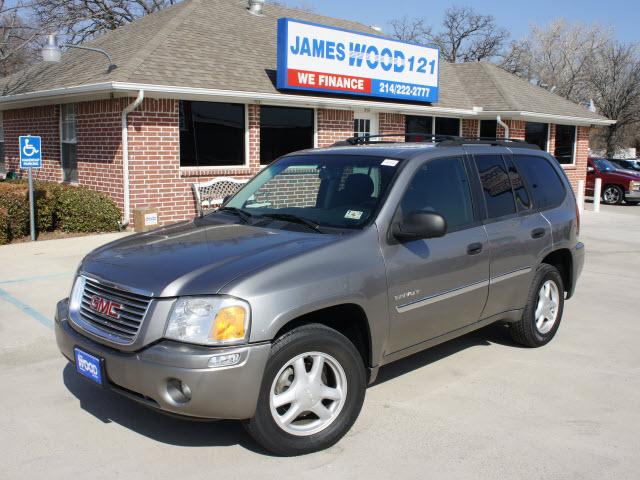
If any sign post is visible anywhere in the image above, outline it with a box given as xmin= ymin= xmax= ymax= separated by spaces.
xmin=19 ymin=135 xmax=42 ymax=241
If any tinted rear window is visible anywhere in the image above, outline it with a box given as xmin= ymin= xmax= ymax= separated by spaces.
xmin=512 ymin=155 xmax=566 ymax=210
xmin=474 ymin=154 xmax=516 ymax=219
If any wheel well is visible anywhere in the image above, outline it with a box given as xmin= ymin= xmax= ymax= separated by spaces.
xmin=541 ymin=249 xmax=573 ymax=297
xmin=274 ymin=304 xmax=372 ymax=368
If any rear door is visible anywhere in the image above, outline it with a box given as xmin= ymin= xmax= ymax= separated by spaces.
xmin=471 ymin=152 xmax=552 ymax=318
xmin=382 ymin=155 xmax=490 ymax=354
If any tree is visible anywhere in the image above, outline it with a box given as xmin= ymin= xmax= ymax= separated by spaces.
xmin=33 ymin=0 xmax=181 ymax=44
xmin=0 ymin=0 xmax=181 ymax=76
xmin=390 ymin=6 xmax=509 ymax=63
xmin=500 ymin=20 xmax=612 ymax=104
xmin=588 ymin=42 xmax=640 ymax=156
xmin=0 ymin=0 xmax=42 ymax=76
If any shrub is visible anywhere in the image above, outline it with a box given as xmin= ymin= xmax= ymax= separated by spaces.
xmin=0 ymin=180 xmax=121 ymax=240
xmin=0 ymin=183 xmax=30 ymax=238
xmin=0 ymin=208 xmax=10 ymax=245
xmin=56 ymin=186 xmax=121 ymax=233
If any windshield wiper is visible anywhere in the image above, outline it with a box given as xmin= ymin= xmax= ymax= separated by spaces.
xmin=217 ymin=207 xmax=252 ymax=224
xmin=259 ymin=213 xmax=323 ymax=233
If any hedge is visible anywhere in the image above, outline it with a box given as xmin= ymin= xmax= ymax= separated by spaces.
xmin=0 ymin=180 xmax=121 ymax=244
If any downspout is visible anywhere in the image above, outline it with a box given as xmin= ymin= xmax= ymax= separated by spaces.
xmin=120 ymin=90 xmax=144 ymax=229
xmin=496 ymin=115 xmax=509 ymax=140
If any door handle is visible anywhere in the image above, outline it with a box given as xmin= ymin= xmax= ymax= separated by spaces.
xmin=531 ymin=228 xmax=546 ymax=239
xmin=467 ymin=242 xmax=483 ymax=255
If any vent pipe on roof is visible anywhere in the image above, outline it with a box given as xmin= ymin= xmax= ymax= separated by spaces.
xmin=248 ymin=0 xmax=265 ymax=14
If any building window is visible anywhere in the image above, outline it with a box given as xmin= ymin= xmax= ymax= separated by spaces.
xmin=479 ymin=120 xmax=497 ymax=139
xmin=179 ymin=101 xmax=245 ymax=167
xmin=554 ymin=124 xmax=576 ymax=164
xmin=0 ymin=112 xmax=5 ymax=174
xmin=60 ymin=104 xmax=77 ymax=182
xmin=354 ymin=118 xmax=371 ymax=138
xmin=260 ymin=106 xmax=314 ymax=165
xmin=525 ymin=122 xmax=549 ymax=151
xmin=435 ymin=117 xmax=460 ymax=136
xmin=405 ymin=115 xmax=432 ymax=141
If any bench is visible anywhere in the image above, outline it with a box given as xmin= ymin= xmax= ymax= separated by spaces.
xmin=192 ymin=177 xmax=248 ymax=216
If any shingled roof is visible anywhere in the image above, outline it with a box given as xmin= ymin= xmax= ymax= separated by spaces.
xmin=0 ymin=0 xmax=610 ymax=124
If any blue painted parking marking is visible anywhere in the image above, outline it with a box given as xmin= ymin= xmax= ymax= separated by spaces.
xmin=0 ymin=287 xmax=54 ymax=329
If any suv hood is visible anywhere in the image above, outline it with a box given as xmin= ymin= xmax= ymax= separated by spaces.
xmin=80 ymin=216 xmax=343 ymax=297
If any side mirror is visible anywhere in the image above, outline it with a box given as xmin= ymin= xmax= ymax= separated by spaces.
xmin=393 ymin=211 xmax=447 ymax=241
xmin=587 ymin=166 xmax=595 ymax=173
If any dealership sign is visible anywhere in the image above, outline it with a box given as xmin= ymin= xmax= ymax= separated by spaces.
xmin=277 ymin=18 xmax=439 ymax=103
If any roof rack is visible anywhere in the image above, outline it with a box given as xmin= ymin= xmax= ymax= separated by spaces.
xmin=333 ymin=133 xmax=463 ymax=146
xmin=438 ymin=137 xmax=541 ymax=149
xmin=333 ymin=133 xmax=540 ymax=150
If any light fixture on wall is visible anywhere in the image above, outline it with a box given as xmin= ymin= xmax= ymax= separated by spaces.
xmin=41 ymin=34 xmax=118 ymax=73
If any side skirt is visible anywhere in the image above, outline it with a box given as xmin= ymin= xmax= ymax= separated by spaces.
xmin=377 ymin=309 xmax=523 ymax=369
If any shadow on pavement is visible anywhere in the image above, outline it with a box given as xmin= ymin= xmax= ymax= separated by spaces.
xmin=62 ymin=364 xmax=266 ymax=452
xmin=374 ymin=322 xmax=515 ymax=385
xmin=62 ymin=322 xmax=516 ymax=450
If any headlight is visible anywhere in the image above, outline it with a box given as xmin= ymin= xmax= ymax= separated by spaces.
xmin=165 ymin=296 xmax=250 ymax=346
xmin=630 ymin=180 xmax=640 ymax=191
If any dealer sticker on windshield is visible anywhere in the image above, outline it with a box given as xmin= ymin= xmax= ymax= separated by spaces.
xmin=381 ymin=159 xmax=399 ymax=167
xmin=345 ymin=210 xmax=363 ymax=220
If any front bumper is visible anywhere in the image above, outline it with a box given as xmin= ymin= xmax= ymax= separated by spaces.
xmin=55 ymin=299 xmax=271 ymax=420
xmin=625 ymin=189 xmax=640 ymax=200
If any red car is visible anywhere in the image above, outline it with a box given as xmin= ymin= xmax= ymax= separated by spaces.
xmin=587 ymin=157 xmax=640 ymax=205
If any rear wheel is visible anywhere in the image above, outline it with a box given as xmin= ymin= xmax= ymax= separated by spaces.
xmin=510 ymin=264 xmax=564 ymax=347
xmin=245 ymin=324 xmax=366 ymax=456
xmin=602 ymin=185 xmax=624 ymax=205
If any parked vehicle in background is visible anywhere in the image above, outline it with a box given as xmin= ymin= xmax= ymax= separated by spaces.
xmin=609 ymin=158 xmax=640 ymax=173
xmin=55 ymin=137 xmax=585 ymax=456
xmin=587 ymin=157 xmax=640 ymax=205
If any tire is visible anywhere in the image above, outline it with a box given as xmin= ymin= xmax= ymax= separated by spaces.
xmin=510 ymin=264 xmax=565 ymax=347
xmin=245 ymin=324 xmax=366 ymax=456
xmin=602 ymin=185 xmax=624 ymax=205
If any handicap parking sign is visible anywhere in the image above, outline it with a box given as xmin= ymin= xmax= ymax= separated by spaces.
xmin=19 ymin=135 xmax=42 ymax=169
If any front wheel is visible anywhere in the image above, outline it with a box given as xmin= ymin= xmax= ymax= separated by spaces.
xmin=245 ymin=324 xmax=366 ymax=456
xmin=510 ymin=264 xmax=565 ymax=347
xmin=602 ymin=185 xmax=624 ymax=205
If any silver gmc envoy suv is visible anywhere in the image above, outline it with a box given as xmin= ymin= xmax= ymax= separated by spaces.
xmin=55 ymin=136 xmax=585 ymax=455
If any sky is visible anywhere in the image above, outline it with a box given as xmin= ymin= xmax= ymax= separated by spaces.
xmin=287 ymin=0 xmax=639 ymax=43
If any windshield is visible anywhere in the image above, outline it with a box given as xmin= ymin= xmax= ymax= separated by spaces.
xmin=593 ymin=158 xmax=617 ymax=172
xmin=223 ymin=154 xmax=401 ymax=230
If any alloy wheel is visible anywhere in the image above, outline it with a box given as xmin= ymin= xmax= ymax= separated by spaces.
xmin=269 ymin=352 xmax=347 ymax=436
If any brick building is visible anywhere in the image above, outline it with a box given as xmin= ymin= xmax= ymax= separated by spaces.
xmin=0 ymin=0 xmax=613 ymax=226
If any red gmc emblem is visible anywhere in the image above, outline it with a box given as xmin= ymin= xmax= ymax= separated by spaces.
xmin=89 ymin=295 xmax=122 ymax=319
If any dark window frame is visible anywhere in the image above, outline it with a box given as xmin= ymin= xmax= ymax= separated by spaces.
xmin=179 ymin=100 xmax=246 ymax=168
xmin=554 ymin=124 xmax=576 ymax=165
xmin=479 ymin=120 xmax=498 ymax=139
xmin=60 ymin=103 xmax=78 ymax=183
xmin=260 ymin=105 xmax=315 ymax=166
xmin=525 ymin=122 xmax=549 ymax=152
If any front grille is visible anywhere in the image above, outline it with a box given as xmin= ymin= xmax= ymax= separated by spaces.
xmin=78 ymin=277 xmax=151 ymax=343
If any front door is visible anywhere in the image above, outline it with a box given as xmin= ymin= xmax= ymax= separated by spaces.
xmin=382 ymin=155 xmax=490 ymax=354
xmin=353 ymin=111 xmax=378 ymax=140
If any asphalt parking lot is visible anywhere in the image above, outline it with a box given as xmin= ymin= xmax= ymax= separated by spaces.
xmin=1 ymin=207 xmax=639 ymax=480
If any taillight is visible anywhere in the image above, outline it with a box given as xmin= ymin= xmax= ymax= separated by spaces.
xmin=575 ymin=200 xmax=581 ymax=237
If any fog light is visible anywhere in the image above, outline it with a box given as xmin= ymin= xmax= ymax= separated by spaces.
xmin=166 ymin=378 xmax=192 ymax=404
xmin=208 ymin=353 xmax=241 ymax=368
